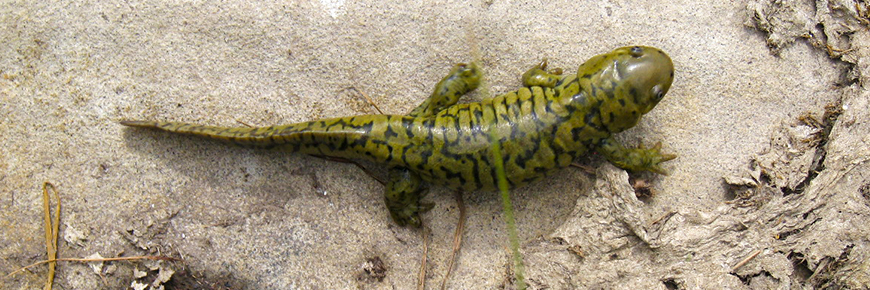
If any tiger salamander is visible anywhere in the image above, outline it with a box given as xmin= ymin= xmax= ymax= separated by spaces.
xmin=121 ymin=45 xmax=676 ymax=227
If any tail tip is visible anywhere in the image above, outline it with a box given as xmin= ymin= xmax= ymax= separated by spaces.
xmin=119 ymin=120 xmax=152 ymax=127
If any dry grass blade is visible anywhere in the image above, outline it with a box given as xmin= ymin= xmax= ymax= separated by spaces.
xmin=42 ymin=182 xmax=60 ymax=290
xmin=3 ymin=182 xmax=183 ymax=286
xmin=417 ymin=226 xmax=430 ymax=290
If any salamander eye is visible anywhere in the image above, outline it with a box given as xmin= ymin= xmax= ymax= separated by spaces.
xmin=652 ymin=85 xmax=664 ymax=100
xmin=630 ymin=46 xmax=643 ymax=58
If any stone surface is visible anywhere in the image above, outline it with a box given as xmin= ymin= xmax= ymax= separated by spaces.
xmin=1 ymin=0 xmax=868 ymax=289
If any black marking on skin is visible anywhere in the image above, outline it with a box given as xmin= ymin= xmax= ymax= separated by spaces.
xmin=384 ymin=124 xmax=399 ymax=138
xmin=356 ymin=120 xmax=375 ymax=134
xmin=472 ymin=108 xmax=484 ymax=124
xmin=553 ymin=76 xmax=566 ymax=87
xmin=451 ymin=115 xmax=463 ymax=140
xmin=585 ymin=110 xmax=606 ymax=132
xmin=499 ymin=113 xmax=511 ymax=122
xmin=384 ymin=144 xmax=394 ymax=162
xmin=351 ymin=135 xmax=370 ymax=152
xmin=403 ymin=118 xmax=417 ymax=139
xmin=618 ymin=98 xmax=626 ymax=107
xmin=335 ymin=137 xmax=349 ymax=151
xmin=441 ymin=165 xmax=465 ymax=185
xmin=441 ymin=115 xmax=461 ymax=147
xmin=423 ymin=119 xmax=435 ymax=146
xmin=583 ymin=110 xmax=597 ymax=126
xmin=569 ymin=126 xmax=585 ymax=143
xmin=559 ymin=78 xmax=579 ymax=95
xmin=439 ymin=142 xmax=463 ymax=161
xmin=542 ymin=98 xmax=557 ymax=115
xmin=469 ymin=156 xmax=481 ymax=190
xmin=513 ymin=141 xmax=539 ymax=168
xmin=629 ymin=87 xmax=641 ymax=107
xmin=417 ymin=148 xmax=432 ymax=171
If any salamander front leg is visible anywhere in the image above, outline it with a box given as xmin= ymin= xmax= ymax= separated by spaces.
xmin=522 ymin=58 xmax=563 ymax=88
xmin=410 ymin=63 xmax=482 ymax=117
xmin=596 ymin=137 xmax=677 ymax=175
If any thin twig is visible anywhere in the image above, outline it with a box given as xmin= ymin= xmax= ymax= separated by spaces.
xmin=441 ymin=191 xmax=466 ymax=290
xmin=731 ymin=249 xmax=762 ymax=272
xmin=234 ymin=119 xmax=256 ymax=128
xmin=348 ymin=87 xmax=384 ymax=114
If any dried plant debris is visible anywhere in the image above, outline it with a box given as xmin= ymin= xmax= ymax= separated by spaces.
xmin=130 ymin=260 xmax=175 ymax=290
xmin=629 ymin=175 xmax=655 ymax=199
xmin=120 ymin=209 xmax=179 ymax=252
xmin=746 ymin=0 xmax=869 ymax=58
xmin=807 ymin=245 xmax=870 ymax=289
xmin=356 ymin=256 xmax=387 ymax=283
xmin=750 ymin=106 xmax=841 ymax=194
xmin=723 ymin=174 xmax=776 ymax=208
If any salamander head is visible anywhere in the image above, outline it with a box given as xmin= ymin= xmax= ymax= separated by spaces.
xmin=575 ymin=46 xmax=674 ymax=132
xmin=615 ymin=46 xmax=674 ymax=114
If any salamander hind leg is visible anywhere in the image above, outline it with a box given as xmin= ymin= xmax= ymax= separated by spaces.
xmin=384 ymin=167 xmax=433 ymax=227
xmin=410 ymin=63 xmax=482 ymax=117
xmin=381 ymin=62 xmax=480 ymax=226
xmin=383 ymin=63 xmax=481 ymax=227
xmin=522 ymin=58 xmax=563 ymax=88
xmin=596 ymin=137 xmax=677 ymax=175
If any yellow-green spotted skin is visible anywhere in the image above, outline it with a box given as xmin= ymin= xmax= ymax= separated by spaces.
xmin=121 ymin=46 xmax=676 ymax=227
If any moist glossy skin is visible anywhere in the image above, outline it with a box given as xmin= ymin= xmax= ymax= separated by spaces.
xmin=121 ymin=46 xmax=676 ymax=227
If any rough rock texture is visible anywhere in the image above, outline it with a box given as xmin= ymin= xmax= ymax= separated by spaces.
xmin=1 ymin=0 xmax=868 ymax=289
